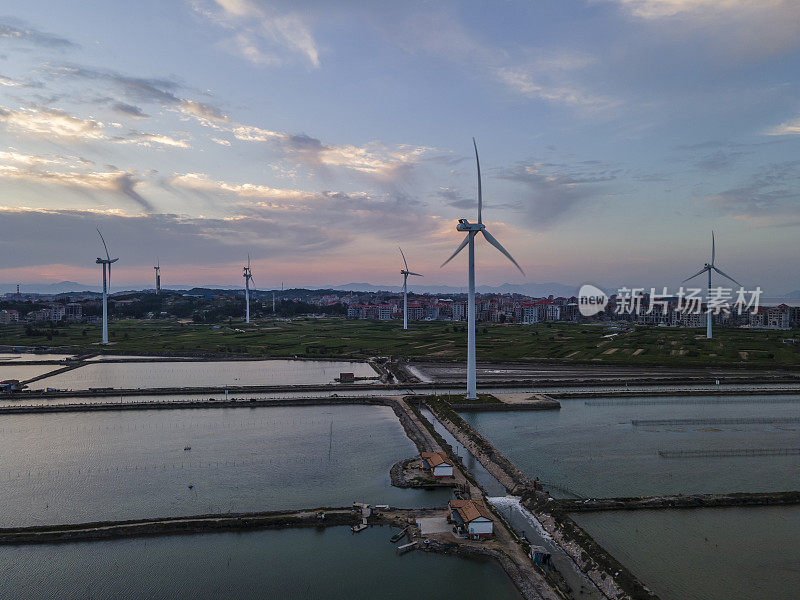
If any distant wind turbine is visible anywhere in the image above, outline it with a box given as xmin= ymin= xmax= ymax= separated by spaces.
xmin=682 ymin=231 xmax=742 ymax=339
xmin=95 ymin=229 xmax=118 ymax=345
xmin=243 ymin=254 xmax=254 ymax=323
xmin=399 ymin=247 xmax=423 ymax=330
xmin=441 ymin=138 xmax=524 ymax=399
xmin=154 ymin=258 xmax=161 ymax=295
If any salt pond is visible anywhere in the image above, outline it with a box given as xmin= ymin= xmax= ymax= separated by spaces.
xmin=572 ymin=506 xmax=800 ymax=600
xmin=28 ymin=359 xmax=377 ymax=390
xmin=460 ymin=395 xmax=800 ymax=497
xmin=0 ymin=405 xmax=451 ymax=527
xmin=0 ymin=526 xmax=522 ymax=599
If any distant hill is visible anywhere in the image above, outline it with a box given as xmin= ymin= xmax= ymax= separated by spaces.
xmin=331 ymin=281 xmax=577 ymax=297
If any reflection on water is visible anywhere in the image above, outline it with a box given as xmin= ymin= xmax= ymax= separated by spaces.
xmin=573 ymin=506 xmax=800 ymax=600
xmin=0 ymin=526 xmax=522 ymax=600
xmin=461 ymin=395 xmax=800 ymax=497
xmin=28 ymin=359 xmax=377 ymax=390
xmin=0 ymin=405 xmax=451 ymax=527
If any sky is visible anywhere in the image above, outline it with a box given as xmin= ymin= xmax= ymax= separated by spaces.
xmin=0 ymin=0 xmax=799 ymax=293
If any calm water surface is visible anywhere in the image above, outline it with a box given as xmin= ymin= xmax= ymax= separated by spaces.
xmin=0 ymin=405 xmax=450 ymax=527
xmin=0 ymin=364 xmax=63 ymax=382
xmin=461 ymin=395 xmax=800 ymax=497
xmin=0 ymin=526 xmax=522 ymax=599
xmin=572 ymin=506 xmax=800 ymax=600
xmin=28 ymin=359 xmax=377 ymax=390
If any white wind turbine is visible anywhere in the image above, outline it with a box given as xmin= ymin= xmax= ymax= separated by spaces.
xmin=682 ymin=231 xmax=742 ymax=339
xmin=95 ymin=229 xmax=118 ymax=345
xmin=154 ymin=258 xmax=161 ymax=295
xmin=441 ymin=138 xmax=524 ymax=399
xmin=243 ymin=254 xmax=254 ymax=324
xmin=399 ymin=247 xmax=423 ymax=330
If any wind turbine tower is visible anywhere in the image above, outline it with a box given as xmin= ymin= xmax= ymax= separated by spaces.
xmin=399 ymin=248 xmax=423 ymax=330
xmin=682 ymin=232 xmax=741 ymax=339
xmin=154 ymin=259 xmax=161 ymax=295
xmin=95 ymin=229 xmax=119 ymax=345
xmin=441 ymin=139 xmax=524 ymax=399
xmin=243 ymin=255 xmax=254 ymax=324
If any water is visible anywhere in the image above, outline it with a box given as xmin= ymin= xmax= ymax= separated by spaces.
xmin=0 ymin=526 xmax=522 ymax=599
xmin=572 ymin=506 xmax=800 ymax=600
xmin=27 ymin=359 xmax=377 ymax=390
xmin=460 ymin=395 xmax=800 ymax=497
xmin=417 ymin=405 xmax=505 ymax=496
xmin=0 ymin=364 xmax=63 ymax=382
xmin=0 ymin=405 xmax=451 ymax=527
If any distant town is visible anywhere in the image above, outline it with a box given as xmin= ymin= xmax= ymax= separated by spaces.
xmin=1 ymin=287 xmax=797 ymax=331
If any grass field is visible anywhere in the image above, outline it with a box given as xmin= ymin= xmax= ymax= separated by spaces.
xmin=1 ymin=318 xmax=799 ymax=368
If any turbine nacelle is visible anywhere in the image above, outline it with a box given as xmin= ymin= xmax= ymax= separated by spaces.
xmin=456 ymin=219 xmax=484 ymax=232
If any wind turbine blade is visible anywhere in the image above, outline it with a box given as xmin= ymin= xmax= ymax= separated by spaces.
xmin=473 ymin=137 xmax=482 ymax=224
xmin=441 ymin=234 xmax=470 ymax=268
xmin=247 ymin=253 xmax=251 ymax=268
xmin=682 ymin=267 xmax=708 ymax=283
xmin=712 ymin=266 xmax=742 ymax=288
xmin=399 ymin=247 xmax=408 ymax=271
xmin=407 ymin=272 xmax=423 ymax=277
xmin=481 ymin=229 xmax=524 ymax=275
xmin=97 ymin=228 xmax=110 ymax=261
xmin=711 ymin=231 xmax=715 ymax=266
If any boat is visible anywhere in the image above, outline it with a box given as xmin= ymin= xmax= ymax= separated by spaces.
xmin=184 ymin=446 xmax=191 ymax=451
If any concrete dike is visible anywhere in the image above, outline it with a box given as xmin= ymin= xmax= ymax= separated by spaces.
xmin=421 ymin=396 xmax=659 ymax=600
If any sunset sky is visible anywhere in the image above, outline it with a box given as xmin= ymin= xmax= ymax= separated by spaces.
xmin=1 ymin=1 xmax=799 ymax=293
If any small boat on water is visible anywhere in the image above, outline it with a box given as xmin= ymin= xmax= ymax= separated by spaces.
xmin=188 ymin=484 xmax=194 ymax=489
xmin=184 ymin=446 xmax=191 ymax=451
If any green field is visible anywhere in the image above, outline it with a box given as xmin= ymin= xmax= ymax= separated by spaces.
xmin=1 ymin=318 xmax=798 ymax=368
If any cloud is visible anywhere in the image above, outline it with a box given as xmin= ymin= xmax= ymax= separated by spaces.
xmin=192 ymin=0 xmax=320 ymax=67
xmin=0 ymin=105 xmax=190 ymax=148
xmin=765 ymin=117 xmax=800 ymax=136
xmin=602 ymin=0 xmax=800 ymax=58
xmin=0 ymin=207 xmax=340 ymax=269
xmin=171 ymin=171 xmax=439 ymax=239
xmin=497 ymin=161 xmax=619 ymax=228
xmin=53 ymin=66 xmax=228 ymax=125
xmin=0 ymin=150 xmax=153 ymax=211
xmin=111 ymin=102 xmax=150 ymax=118
xmin=703 ymin=161 xmax=800 ymax=223
xmin=0 ymin=20 xmax=76 ymax=49
xmin=0 ymin=161 xmax=152 ymax=212
xmin=231 ymin=124 xmax=428 ymax=179
xmin=388 ymin=10 xmax=614 ymax=112
xmin=0 ymin=74 xmax=21 ymax=87
xmin=495 ymin=67 xmax=617 ymax=111
xmin=0 ymin=106 xmax=105 ymax=139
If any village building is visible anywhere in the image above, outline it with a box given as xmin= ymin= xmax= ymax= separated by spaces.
xmin=447 ymin=499 xmax=493 ymax=539
xmin=419 ymin=452 xmax=454 ymax=478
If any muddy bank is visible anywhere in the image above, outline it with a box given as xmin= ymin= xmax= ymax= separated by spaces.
xmin=552 ymin=491 xmax=800 ymax=513
xmin=0 ymin=509 xmax=359 ymax=545
xmin=0 ymin=396 xmax=398 ymax=415
xmin=390 ymin=457 xmax=456 ymax=489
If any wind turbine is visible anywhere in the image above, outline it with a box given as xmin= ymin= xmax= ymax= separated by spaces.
xmin=154 ymin=258 xmax=161 ymax=295
xmin=682 ymin=232 xmax=742 ymax=339
xmin=243 ymin=254 xmax=254 ymax=324
xmin=95 ymin=229 xmax=118 ymax=345
xmin=441 ymin=138 xmax=524 ymax=399
xmin=399 ymin=247 xmax=423 ymax=330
